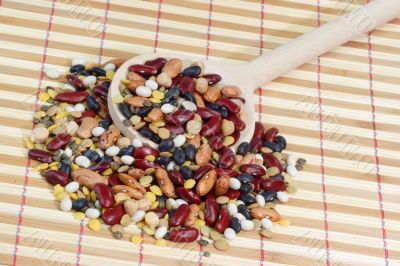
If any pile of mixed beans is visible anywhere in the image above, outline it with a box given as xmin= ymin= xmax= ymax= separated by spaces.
xmin=27 ymin=56 xmax=305 ymax=251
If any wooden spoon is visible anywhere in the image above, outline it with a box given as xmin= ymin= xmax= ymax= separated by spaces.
xmin=108 ymin=0 xmax=400 ymax=149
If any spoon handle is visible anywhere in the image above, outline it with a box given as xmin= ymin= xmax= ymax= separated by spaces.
xmin=243 ymin=0 xmax=400 ymax=89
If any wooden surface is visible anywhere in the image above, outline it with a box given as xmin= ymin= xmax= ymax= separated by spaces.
xmin=0 ymin=0 xmax=399 ymax=265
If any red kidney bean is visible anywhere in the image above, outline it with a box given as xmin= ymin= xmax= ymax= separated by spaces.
xmin=168 ymin=170 xmax=184 ymax=186
xmin=144 ymin=57 xmax=167 ymax=71
xmin=227 ymin=96 xmax=246 ymax=104
xmin=202 ymin=74 xmax=221 ymax=85
xmin=55 ymin=91 xmax=89 ymax=103
xmin=47 ymin=133 xmax=71 ymax=151
xmin=205 ymin=195 xmax=219 ymax=225
xmin=103 ymin=204 xmax=125 ymax=225
xmin=215 ymin=168 xmax=238 ymax=177
xmin=108 ymin=172 xmax=122 ymax=187
xmin=193 ymin=164 xmax=213 ymax=181
xmin=152 ymin=208 xmax=168 ymax=218
xmin=75 ymin=110 xmax=97 ymax=124
xmin=218 ymin=146 xmax=235 ymax=169
xmin=215 ymin=98 xmax=240 ymax=114
xmin=175 ymin=187 xmax=201 ymax=204
xmin=249 ymin=138 xmax=262 ymax=153
xmin=28 ymin=149 xmax=53 ymax=163
xmin=253 ymin=122 xmax=264 ymax=139
xmin=162 ymin=125 xmax=185 ymax=134
xmin=128 ymin=64 xmax=158 ymax=77
xmin=169 ymin=204 xmax=190 ymax=227
xmin=66 ymin=74 xmax=85 ymax=91
xmin=200 ymin=115 xmax=222 ymax=137
xmin=208 ymin=133 xmax=224 ymax=150
xmin=133 ymin=159 xmax=160 ymax=170
xmin=264 ymin=127 xmax=279 ymax=143
xmin=261 ymin=178 xmax=285 ymax=192
xmin=133 ymin=146 xmax=159 ymax=159
xmin=94 ymin=183 xmax=115 ymax=208
xmin=178 ymin=76 xmax=195 ymax=94
xmin=262 ymin=153 xmax=283 ymax=173
xmin=197 ymin=107 xmax=220 ymax=120
xmin=253 ymin=177 xmax=262 ymax=192
xmin=43 ymin=170 xmax=68 ymax=185
xmin=92 ymin=86 xmax=108 ymax=100
xmin=240 ymin=164 xmax=266 ymax=177
xmin=165 ymin=110 xmax=194 ymax=126
xmin=214 ymin=208 xmax=231 ymax=234
xmin=89 ymin=161 xmax=110 ymax=172
xmin=226 ymin=114 xmax=245 ymax=131
xmin=168 ymin=227 xmax=199 ymax=242
xmin=225 ymin=189 xmax=241 ymax=200
xmin=171 ymin=74 xmax=183 ymax=86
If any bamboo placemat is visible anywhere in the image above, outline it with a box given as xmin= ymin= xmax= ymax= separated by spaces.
xmin=0 ymin=0 xmax=399 ymax=265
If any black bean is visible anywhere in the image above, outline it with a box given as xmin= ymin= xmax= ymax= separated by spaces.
xmin=162 ymin=87 xmax=179 ymax=103
xmin=59 ymin=163 xmax=71 ymax=177
xmin=237 ymin=204 xmax=251 ymax=220
xmin=263 ymin=141 xmax=281 ymax=152
xmin=207 ymin=103 xmax=221 ymax=111
xmin=150 ymin=135 xmax=161 ymax=144
xmin=102 ymin=80 xmax=111 ymax=89
xmin=219 ymin=106 xmax=229 ymax=118
xmin=119 ymin=103 xmax=133 ymax=119
xmin=91 ymin=67 xmax=106 ymax=77
xmin=139 ymin=127 xmax=153 ymax=139
xmin=230 ymin=217 xmax=241 ymax=233
xmin=261 ymin=191 xmax=277 ymax=202
xmin=86 ymin=96 xmax=100 ymax=113
xmin=182 ymin=66 xmax=201 ymax=78
xmin=70 ymin=64 xmax=85 ymax=74
xmin=270 ymin=175 xmax=284 ymax=181
xmin=119 ymin=146 xmax=135 ymax=156
xmin=236 ymin=142 xmax=250 ymax=156
xmin=239 ymin=193 xmax=256 ymax=206
xmin=275 ymin=135 xmax=287 ymax=150
xmin=180 ymin=166 xmax=193 ymax=180
xmin=157 ymin=195 xmax=167 ymax=208
xmin=155 ymin=156 xmax=171 ymax=166
xmin=103 ymin=155 xmax=113 ymax=162
xmin=240 ymin=183 xmax=254 ymax=194
xmin=184 ymin=144 xmax=196 ymax=161
xmin=182 ymin=92 xmax=197 ymax=105
xmin=158 ymin=139 xmax=174 ymax=152
xmin=84 ymin=150 xmax=101 ymax=163
xmin=83 ymin=70 xmax=92 ymax=76
xmin=237 ymin=173 xmax=254 ymax=183
xmin=172 ymin=148 xmax=186 ymax=165
xmin=136 ymin=106 xmax=153 ymax=117
xmin=72 ymin=198 xmax=89 ymax=211
xmin=98 ymin=119 xmax=112 ymax=129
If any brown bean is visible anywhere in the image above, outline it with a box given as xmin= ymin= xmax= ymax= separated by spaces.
xmin=126 ymin=96 xmax=148 ymax=107
xmin=221 ymin=85 xmax=241 ymax=97
xmin=196 ymin=170 xmax=217 ymax=197
xmin=127 ymin=168 xmax=145 ymax=179
xmin=203 ymin=86 xmax=221 ymax=103
xmin=162 ymin=58 xmax=182 ymax=78
xmin=147 ymin=108 xmax=163 ymax=123
xmin=77 ymin=117 xmax=98 ymax=139
xmin=155 ymin=168 xmax=175 ymax=197
xmin=214 ymin=175 xmax=230 ymax=196
xmin=72 ymin=169 xmax=108 ymax=190
xmin=195 ymin=143 xmax=212 ymax=165
xmin=112 ymin=185 xmax=144 ymax=200
xmin=97 ymin=127 xmax=120 ymax=149
xmin=118 ymin=173 xmax=146 ymax=194
xmin=250 ymin=207 xmax=280 ymax=221
xmin=184 ymin=204 xmax=200 ymax=227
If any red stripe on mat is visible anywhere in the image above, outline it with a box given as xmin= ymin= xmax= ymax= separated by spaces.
xmin=75 ymin=1 xmax=111 ymax=265
xmin=258 ymin=0 xmax=265 ymax=264
xmin=12 ymin=0 xmax=57 ymax=265
xmin=367 ymin=27 xmax=389 ymax=266
xmin=205 ymin=0 xmax=213 ymax=59
xmin=316 ymin=1 xmax=331 ymax=266
xmin=153 ymin=0 xmax=163 ymax=53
